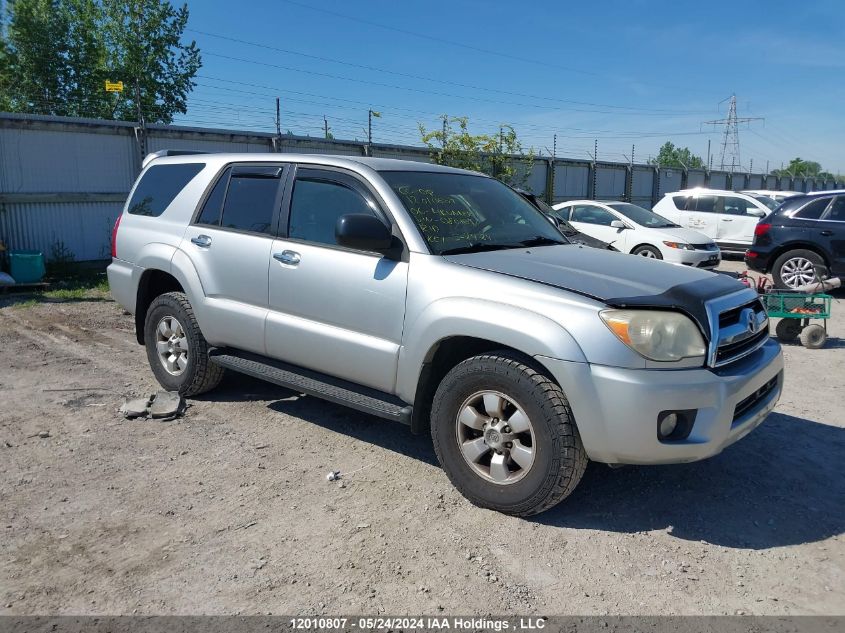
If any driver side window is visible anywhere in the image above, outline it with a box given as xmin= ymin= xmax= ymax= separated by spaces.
xmin=571 ymin=205 xmax=616 ymax=226
xmin=288 ymin=169 xmax=378 ymax=246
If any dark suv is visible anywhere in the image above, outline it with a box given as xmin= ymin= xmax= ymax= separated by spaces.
xmin=746 ymin=191 xmax=845 ymax=289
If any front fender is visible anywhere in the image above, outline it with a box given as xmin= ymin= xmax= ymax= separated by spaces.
xmin=396 ymin=297 xmax=586 ymax=402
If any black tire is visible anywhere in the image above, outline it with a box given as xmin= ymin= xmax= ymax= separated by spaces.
xmin=775 ymin=319 xmax=802 ymax=343
xmin=144 ymin=291 xmax=224 ymax=396
xmin=430 ymin=350 xmax=587 ymax=517
xmin=772 ymin=249 xmax=825 ymax=290
xmin=632 ymin=244 xmax=663 ymax=260
xmin=799 ymin=324 xmax=826 ymax=349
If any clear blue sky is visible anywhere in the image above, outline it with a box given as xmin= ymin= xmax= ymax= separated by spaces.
xmin=177 ymin=0 xmax=845 ymax=173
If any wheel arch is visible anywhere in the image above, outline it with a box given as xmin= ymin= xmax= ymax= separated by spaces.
xmin=134 ymin=269 xmax=184 ymax=344
xmin=768 ymin=242 xmax=831 ymax=273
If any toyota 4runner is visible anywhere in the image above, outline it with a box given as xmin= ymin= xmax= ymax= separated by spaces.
xmin=108 ymin=152 xmax=784 ymax=516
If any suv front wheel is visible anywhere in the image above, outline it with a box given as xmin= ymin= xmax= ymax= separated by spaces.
xmin=144 ymin=291 xmax=224 ymax=396
xmin=430 ymin=351 xmax=587 ymax=516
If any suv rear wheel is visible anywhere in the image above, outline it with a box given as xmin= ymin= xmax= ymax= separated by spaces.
xmin=773 ymin=249 xmax=825 ymax=289
xmin=430 ymin=351 xmax=587 ymax=516
xmin=144 ymin=291 xmax=224 ymax=396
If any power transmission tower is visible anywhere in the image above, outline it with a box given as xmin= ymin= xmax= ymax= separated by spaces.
xmin=702 ymin=94 xmax=762 ymax=172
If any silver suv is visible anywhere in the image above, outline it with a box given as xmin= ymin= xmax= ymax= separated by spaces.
xmin=108 ymin=152 xmax=784 ymax=516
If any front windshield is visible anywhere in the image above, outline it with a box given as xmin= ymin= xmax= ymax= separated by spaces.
xmin=751 ymin=195 xmax=779 ymax=210
xmin=607 ymin=202 xmax=677 ymax=228
xmin=381 ymin=171 xmax=567 ymax=255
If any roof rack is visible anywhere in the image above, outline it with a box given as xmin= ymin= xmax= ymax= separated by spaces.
xmin=142 ymin=149 xmax=209 ymax=169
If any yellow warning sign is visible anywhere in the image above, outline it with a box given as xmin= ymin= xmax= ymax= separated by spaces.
xmin=105 ymin=81 xmax=124 ymax=93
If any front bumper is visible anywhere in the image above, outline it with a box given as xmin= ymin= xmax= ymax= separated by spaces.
xmin=538 ymin=339 xmax=783 ymax=464
xmin=665 ymin=248 xmax=721 ymax=269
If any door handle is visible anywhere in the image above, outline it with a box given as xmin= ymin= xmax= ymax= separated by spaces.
xmin=191 ymin=234 xmax=212 ymax=247
xmin=720 ymin=218 xmax=733 ymax=222
xmin=273 ymin=250 xmax=301 ymax=266
xmin=820 ymin=230 xmax=834 ymax=236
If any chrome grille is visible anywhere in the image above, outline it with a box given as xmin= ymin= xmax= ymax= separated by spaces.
xmin=706 ymin=292 xmax=770 ymax=367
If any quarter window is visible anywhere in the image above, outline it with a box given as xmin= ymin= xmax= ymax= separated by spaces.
xmin=288 ymin=172 xmax=377 ymax=246
xmin=795 ymin=198 xmax=830 ymax=220
xmin=128 ymin=163 xmax=205 ymax=216
xmin=196 ymin=168 xmax=230 ymax=226
xmin=570 ymin=205 xmax=616 ymax=226
xmin=824 ymin=197 xmax=845 ymax=222
xmin=219 ymin=166 xmax=282 ymax=235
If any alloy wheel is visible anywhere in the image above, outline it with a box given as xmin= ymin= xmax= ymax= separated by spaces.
xmin=455 ymin=390 xmax=536 ymax=485
xmin=155 ymin=315 xmax=189 ymax=376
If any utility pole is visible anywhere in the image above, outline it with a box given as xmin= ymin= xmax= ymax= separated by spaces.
xmin=766 ymin=160 xmax=769 ymax=174
xmin=274 ymin=97 xmax=281 ymax=152
xmin=132 ymin=2 xmax=146 ymax=170
xmin=702 ymin=94 xmax=763 ymax=172
xmin=442 ymin=116 xmax=447 ymax=150
xmin=706 ymin=139 xmax=711 ymax=171
xmin=323 ymin=115 xmax=330 ymax=140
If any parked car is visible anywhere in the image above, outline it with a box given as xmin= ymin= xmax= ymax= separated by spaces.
xmin=514 ymin=190 xmax=617 ymax=251
xmin=552 ymin=200 xmax=720 ymax=268
xmin=742 ymin=190 xmax=803 ymax=205
xmin=652 ymin=188 xmax=771 ymax=253
xmin=108 ymin=151 xmax=783 ymax=516
xmin=745 ymin=190 xmax=845 ymax=288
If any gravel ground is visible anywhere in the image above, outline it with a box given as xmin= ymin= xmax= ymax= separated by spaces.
xmin=1 ymin=259 xmax=843 ymax=616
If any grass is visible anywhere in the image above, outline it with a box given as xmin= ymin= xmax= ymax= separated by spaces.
xmin=2 ymin=262 xmax=111 ymax=308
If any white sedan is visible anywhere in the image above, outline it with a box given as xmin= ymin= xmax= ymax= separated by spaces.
xmin=552 ymin=200 xmax=721 ymax=269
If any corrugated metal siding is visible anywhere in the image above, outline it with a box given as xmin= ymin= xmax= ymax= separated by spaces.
xmin=686 ymin=170 xmax=706 ymax=187
xmin=146 ymin=135 xmax=270 ymax=154
xmin=553 ymin=163 xmax=589 ymax=201
xmin=0 ymin=201 xmax=121 ymax=261
xmin=709 ymin=172 xmax=728 ymax=189
xmin=595 ymin=165 xmax=626 ymax=200
xmin=0 ymin=126 xmax=136 ymax=193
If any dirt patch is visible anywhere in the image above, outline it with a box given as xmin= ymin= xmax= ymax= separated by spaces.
xmin=1 ymin=264 xmax=843 ymax=615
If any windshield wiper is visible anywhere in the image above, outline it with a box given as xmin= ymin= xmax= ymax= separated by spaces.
xmin=440 ymin=242 xmax=519 ymax=255
xmin=518 ymin=235 xmax=567 ymax=247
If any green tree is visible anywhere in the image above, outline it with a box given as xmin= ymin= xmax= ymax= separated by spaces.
xmin=772 ymin=157 xmax=829 ymax=178
xmin=419 ymin=115 xmax=534 ymax=187
xmin=649 ymin=141 xmax=705 ymax=169
xmin=1 ymin=0 xmax=200 ymax=123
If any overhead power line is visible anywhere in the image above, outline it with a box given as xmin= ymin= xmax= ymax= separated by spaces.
xmin=188 ymin=28 xmax=710 ymax=116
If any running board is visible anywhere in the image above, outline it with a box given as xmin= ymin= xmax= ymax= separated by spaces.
xmin=208 ymin=348 xmax=413 ymax=425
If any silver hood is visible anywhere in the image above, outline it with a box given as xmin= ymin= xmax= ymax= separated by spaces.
xmin=444 ymin=245 xmax=746 ymax=339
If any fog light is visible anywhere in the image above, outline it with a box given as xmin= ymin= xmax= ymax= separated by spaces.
xmin=658 ymin=413 xmax=678 ymax=438
xmin=657 ymin=409 xmax=697 ymax=442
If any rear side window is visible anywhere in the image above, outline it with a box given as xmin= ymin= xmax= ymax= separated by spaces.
xmin=672 ymin=195 xmax=690 ymax=209
xmin=128 ymin=163 xmax=204 ymax=216
xmin=219 ymin=166 xmax=283 ymax=234
xmin=794 ymin=197 xmax=830 ymax=220
xmin=693 ymin=195 xmax=718 ymax=213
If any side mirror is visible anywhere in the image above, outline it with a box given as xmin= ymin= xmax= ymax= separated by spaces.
xmin=336 ymin=214 xmax=393 ymax=253
xmin=610 ymin=220 xmax=627 ymax=229
xmin=748 ymin=208 xmax=766 ymax=218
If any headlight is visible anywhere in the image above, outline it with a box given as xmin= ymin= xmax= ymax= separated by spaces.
xmin=662 ymin=241 xmax=694 ymax=250
xmin=600 ymin=309 xmax=707 ymax=362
